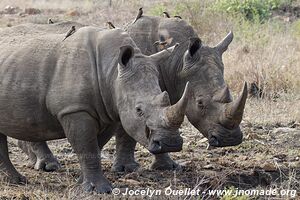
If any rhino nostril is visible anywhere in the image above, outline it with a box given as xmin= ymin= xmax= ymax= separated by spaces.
xmin=149 ymin=140 xmax=162 ymax=154
xmin=209 ymin=136 xmax=219 ymax=146
xmin=153 ymin=140 xmax=161 ymax=149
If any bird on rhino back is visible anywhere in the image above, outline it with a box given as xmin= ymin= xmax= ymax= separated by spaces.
xmin=0 ymin=26 xmax=190 ymax=193
xmin=12 ymin=12 xmax=247 ymax=172
xmin=117 ymin=14 xmax=248 ymax=171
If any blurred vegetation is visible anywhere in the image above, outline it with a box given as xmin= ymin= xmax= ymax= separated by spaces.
xmin=212 ymin=0 xmax=292 ymax=22
xmin=148 ymin=0 xmax=300 ymax=98
xmin=0 ymin=0 xmax=299 ymax=99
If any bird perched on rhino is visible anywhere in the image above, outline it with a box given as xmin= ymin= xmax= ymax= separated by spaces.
xmin=163 ymin=11 xmax=170 ymax=18
xmin=153 ymin=37 xmax=173 ymax=51
xmin=62 ymin=26 xmax=76 ymax=41
xmin=106 ymin=21 xmax=116 ymax=29
xmin=132 ymin=7 xmax=143 ymax=24
xmin=174 ymin=15 xmax=182 ymax=19
xmin=48 ymin=18 xmax=54 ymax=24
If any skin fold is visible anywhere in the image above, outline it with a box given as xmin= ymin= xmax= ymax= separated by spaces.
xmin=0 ymin=26 xmax=190 ymax=193
xmin=8 ymin=16 xmax=247 ymax=172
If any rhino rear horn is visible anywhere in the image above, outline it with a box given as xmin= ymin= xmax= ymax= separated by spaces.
xmin=150 ymin=43 xmax=179 ymax=64
xmin=221 ymin=82 xmax=248 ymax=128
xmin=215 ymin=31 xmax=233 ymax=55
xmin=213 ymin=85 xmax=232 ymax=103
xmin=154 ymin=91 xmax=171 ymax=106
xmin=165 ymin=82 xmax=190 ymax=127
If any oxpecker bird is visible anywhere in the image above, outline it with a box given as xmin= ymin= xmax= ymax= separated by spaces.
xmin=62 ymin=26 xmax=76 ymax=41
xmin=133 ymin=7 xmax=143 ymax=24
xmin=106 ymin=21 xmax=116 ymax=29
xmin=153 ymin=37 xmax=173 ymax=51
xmin=174 ymin=15 xmax=182 ymax=19
xmin=48 ymin=18 xmax=54 ymax=24
xmin=163 ymin=11 xmax=170 ymax=18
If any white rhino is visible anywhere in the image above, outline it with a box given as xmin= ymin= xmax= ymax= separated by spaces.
xmin=0 ymin=26 xmax=190 ymax=193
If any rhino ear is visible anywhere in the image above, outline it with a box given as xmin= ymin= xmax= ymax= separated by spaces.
xmin=150 ymin=43 xmax=179 ymax=64
xmin=188 ymin=37 xmax=202 ymax=57
xmin=118 ymin=45 xmax=134 ymax=68
xmin=214 ymin=31 xmax=233 ymax=55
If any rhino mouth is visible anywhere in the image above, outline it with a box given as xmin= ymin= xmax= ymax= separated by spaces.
xmin=208 ymin=126 xmax=243 ymax=147
xmin=148 ymin=132 xmax=183 ymax=154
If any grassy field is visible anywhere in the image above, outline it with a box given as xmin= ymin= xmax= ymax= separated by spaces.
xmin=0 ymin=0 xmax=299 ymax=199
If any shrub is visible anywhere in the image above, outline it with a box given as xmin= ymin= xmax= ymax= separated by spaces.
xmin=212 ymin=0 xmax=290 ymax=22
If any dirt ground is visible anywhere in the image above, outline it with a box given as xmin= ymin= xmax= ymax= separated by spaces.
xmin=2 ymin=115 xmax=300 ymax=199
xmin=0 ymin=1 xmax=299 ymax=200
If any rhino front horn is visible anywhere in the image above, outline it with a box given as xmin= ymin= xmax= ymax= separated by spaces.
xmin=222 ymin=82 xmax=248 ymax=128
xmin=165 ymin=82 xmax=190 ymax=127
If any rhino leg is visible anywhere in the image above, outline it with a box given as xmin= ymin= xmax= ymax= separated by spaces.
xmin=17 ymin=140 xmax=37 ymax=168
xmin=78 ymin=126 xmax=115 ymax=184
xmin=60 ymin=112 xmax=112 ymax=193
xmin=112 ymin=127 xmax=139 ymax=172
xmin=0 ymin=133 xmax=27 ymax=184
xmin=18 ymin=141 xmax=60 ymax=172
xmin=150 ymin=153 xmax=180 ymax=170
xmin=114 ymin=128 xmax=179 ymax=171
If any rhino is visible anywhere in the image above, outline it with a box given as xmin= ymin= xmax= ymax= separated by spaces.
xmin=10 ymin=15 xmax=247 ymax=172
xmin=0 ymin=26 xmax=190 ymax=193
xmin=114 ymin=15 xmax=248 ymax=171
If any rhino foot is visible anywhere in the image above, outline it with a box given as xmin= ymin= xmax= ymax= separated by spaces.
xmin=81 ymin=175 xmax=112 ymax=194
xmin=112 ymin=160 xmax=140 ymax=172
xmin=150 ymin=153 xmax=181 ymax=171
xmin=11 ymin=175 xmax=27 ymax=185
xmin=34 ymin=157 xmax=61 ymax=172
xmin=2 ymin=174 xmax=28 ymax=185
xmin=18 ymin=140 xmax=61 ymax=172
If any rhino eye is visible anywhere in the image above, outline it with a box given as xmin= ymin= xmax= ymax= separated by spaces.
xmin=135 ymin=106 xmax=144 ymax=117
xmin=197 ymin=99 xmax=204 ymax=108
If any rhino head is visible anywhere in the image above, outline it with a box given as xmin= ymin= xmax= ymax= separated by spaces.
xmin=179 ymin=32 xmax=247 ymax=147
xmin=115 ymin=44 xmax=190 ymax=154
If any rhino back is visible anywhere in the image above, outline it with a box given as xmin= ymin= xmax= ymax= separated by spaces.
xmin=126 ymin=16 xmax=161 ymax=55
xmin=0 ymin=33 xmax=66 ymax=140
xmin=0 ymin=27 xmax=127 ymax=141
xmin=127 ymin=16 xmax=197 ymax=55
xmin=157 ymin=18 xmax=197 ymax=44
xmin=0 ymin=21 xmax=87 ymax=39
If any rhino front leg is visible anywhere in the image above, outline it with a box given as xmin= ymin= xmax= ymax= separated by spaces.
xmin=112 ymin=127 xmax=139 ymax=172
xmin=150 ymin=153 xmax=180 ymax=170
xmin=114 ymin=128 xmax=179 ymax=171
xmin=0 ymin=133 xmax=27 ymax=184
xmin=18 ymin=141 xmax=60 ymax=172
xmin=60 ymin=112 xmax=112 ymax=193
xmin=77 ymin=125 xmax=116 ymax=184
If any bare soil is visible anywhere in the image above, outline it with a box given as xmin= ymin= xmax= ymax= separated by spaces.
xmin=1 ymin=119 xmax=299 ymax=199
xmin=0 ymin=2 xmax=299 ymax=199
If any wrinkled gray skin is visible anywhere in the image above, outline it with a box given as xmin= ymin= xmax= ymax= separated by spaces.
xmin=12 ymin=16 xmax=247 ymax=172
xmin=115 ymin=16 xmax=248 ymax=171
xmin=0 ymin=22 xmax=87 ymax=171
xmin=0 ymin=26 xmax=190 ymax=193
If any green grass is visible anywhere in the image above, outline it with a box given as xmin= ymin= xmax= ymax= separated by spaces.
xmin=212 ymin=0 xmax=292 ymax=22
